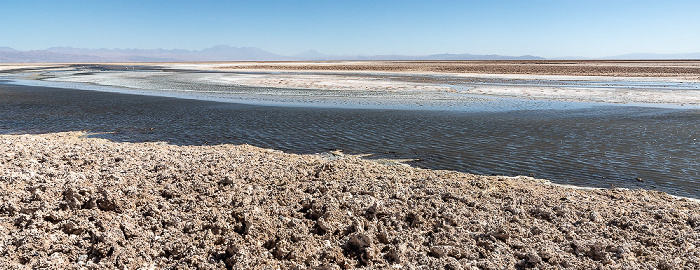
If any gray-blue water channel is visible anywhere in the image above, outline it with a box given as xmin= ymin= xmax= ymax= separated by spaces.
xmin=1 ymin=82 xmax=698 ymax=199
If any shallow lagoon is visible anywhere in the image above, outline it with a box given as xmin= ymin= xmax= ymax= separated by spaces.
xmin=1 ymin=77 xmax=698 ymax=198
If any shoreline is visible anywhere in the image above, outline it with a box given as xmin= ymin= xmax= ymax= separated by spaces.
xmin=4 ymin=59 xmax=700 ymax=76
xmin=1 ymin=132 xmax=699 ymax=269
xmin=8 ymin=75 xmax=698 ymax=197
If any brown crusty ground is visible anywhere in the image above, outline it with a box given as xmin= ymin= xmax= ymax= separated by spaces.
xmin=216 ymin=60 xmax=700 ymax=78
xmin=1 ymin=132 xmax=699 ymax=269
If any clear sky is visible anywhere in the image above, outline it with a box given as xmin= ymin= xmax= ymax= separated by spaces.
xmin=1 ymin=0 xmax=699 ymax=58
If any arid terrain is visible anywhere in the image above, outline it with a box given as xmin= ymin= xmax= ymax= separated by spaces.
xmin=2 ymin=61 xmax=700 ymax=269
xmin=4 ymin=59 xmax=700 ymax=77
xmin=1 ymin=132 xmax=699 ymax=269
xmin=211 ymin=60 xmax=700 ymax=78
xmin=6 ymin=60 xmax=700 ymax=106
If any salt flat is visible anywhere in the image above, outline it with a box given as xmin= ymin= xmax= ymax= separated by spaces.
xmin=5 ymin=60 xmax=700 ymax=108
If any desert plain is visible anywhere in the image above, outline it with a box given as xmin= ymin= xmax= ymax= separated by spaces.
xmin=1 ymin=60 xmax=700 ymax=269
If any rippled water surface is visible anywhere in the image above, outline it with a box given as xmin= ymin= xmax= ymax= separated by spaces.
xmin=1 ymin=82 xmax=699 ymax=198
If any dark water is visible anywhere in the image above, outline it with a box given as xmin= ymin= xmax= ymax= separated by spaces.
xmin=1 ymin=83 xmax=699 ymax=198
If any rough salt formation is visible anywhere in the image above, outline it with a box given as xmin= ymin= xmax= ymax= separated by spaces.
xmin=1 ymin=132 xmax=699 ymax=269
xmin=19 ymin=61 xmax=700 ymax=107
xmin=213 ymin=60 xmax=700 ymax=78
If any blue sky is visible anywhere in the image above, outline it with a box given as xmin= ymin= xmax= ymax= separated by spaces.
xmin=1 ymin=0 xmax=699 ymax=57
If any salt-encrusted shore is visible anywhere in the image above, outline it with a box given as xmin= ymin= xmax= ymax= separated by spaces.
xmin=4 ymin=60 xmax=700 ymax=107
xmin=1 ymin=132 xmax=699 ymax=269
xmin=205 ymin=60 xmax=700 ymax=106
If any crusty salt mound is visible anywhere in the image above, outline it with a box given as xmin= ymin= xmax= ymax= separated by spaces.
xmin=1 ymin=132 xmax=698 ymax=269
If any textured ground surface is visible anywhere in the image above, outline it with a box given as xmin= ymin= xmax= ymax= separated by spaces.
xmin=1 ymin=132 xmax=699 ymax=269
xmin=212 ymin=60 xmax=700 ymax=78
xmin=7 ymin=61 xmax=699 ymax=107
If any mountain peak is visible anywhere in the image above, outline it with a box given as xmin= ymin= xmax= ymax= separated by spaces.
xmin=204 ymin=45 xmax=233 ymax=50
xmin=0 ymin=46 xmax=18 ymax=52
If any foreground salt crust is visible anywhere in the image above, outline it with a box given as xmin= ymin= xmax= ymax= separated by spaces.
xmin=1 ymin=132 xmax=699 ymax=269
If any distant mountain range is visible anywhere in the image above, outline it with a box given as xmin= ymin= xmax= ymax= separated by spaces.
xmin=1 ymin=45 xmax=698 ymax=63
xmin=0 ymin=45 xmax=545 ymax=63
xmin=0 ymin=45 xmax=287 ymax=62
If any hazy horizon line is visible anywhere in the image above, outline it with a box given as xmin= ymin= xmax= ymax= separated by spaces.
xmin=2 ymin=45 xmax=700 ymax=61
